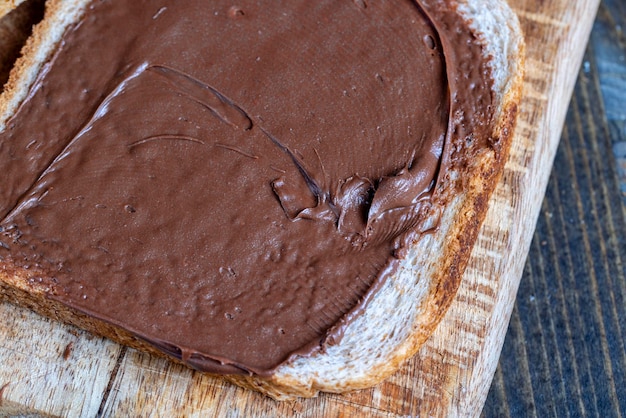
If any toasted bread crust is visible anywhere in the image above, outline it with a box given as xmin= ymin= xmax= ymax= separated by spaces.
xmin=0 ymin=0 xmax=45 ymax=90
xmin=0 ymin=0 xmax=524 ymax=400
xmin=0 ymin=0 xmax=28 ymax=20
xmin=0 ymin=0 xmax=88 ymax=130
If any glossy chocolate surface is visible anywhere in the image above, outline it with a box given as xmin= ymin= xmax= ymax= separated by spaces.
xmin=0 ymin=0 xmax=492 ymax=375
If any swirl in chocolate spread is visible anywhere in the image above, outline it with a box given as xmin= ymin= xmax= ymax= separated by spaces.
xmin=0 ymin=0 xmax=493 ymax=375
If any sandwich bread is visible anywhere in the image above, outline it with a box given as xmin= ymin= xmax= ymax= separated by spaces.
xmin=0 ymin=0 xmax=524 ymax=400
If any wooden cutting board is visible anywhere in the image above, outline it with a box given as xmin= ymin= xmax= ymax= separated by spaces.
xmin=0 ymin=0 xmax=600 ymax=416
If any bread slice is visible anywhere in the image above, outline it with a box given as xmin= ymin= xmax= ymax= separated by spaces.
xmin=0 ymin=0 xmax=524 ymax=400
xmin=0 ymin=0 xmax=29 ymax=20
xmin=0 ymin=0 xmax=45 ymax=91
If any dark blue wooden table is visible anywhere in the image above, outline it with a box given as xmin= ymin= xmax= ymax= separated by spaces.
xmin=484 ymin=0 xmax=626 ymax=416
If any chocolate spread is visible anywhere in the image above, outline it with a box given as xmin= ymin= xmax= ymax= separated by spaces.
xmin=0 ymin=0 xmax=493 ymax=375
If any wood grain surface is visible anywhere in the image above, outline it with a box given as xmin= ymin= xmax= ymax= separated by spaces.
xmin=0 ymin=0 xmax=611 ymax=416
xmin=483 ymin=0 xmax=626 ymax=416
